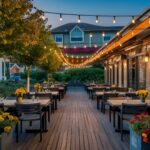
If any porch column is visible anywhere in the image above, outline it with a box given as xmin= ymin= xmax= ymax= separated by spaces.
xmin=123 ymin=60 xmax=127 ymax=87
xmin=114 ymin=64 xmax=117 ymax=85
xmin=118 ymin=61 xmax=122 ymax=87
xmin=146 ymin=61 xmax=150 ymax=91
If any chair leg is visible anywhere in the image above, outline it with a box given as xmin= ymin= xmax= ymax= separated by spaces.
xmin=16 ymin=123 xmax=19 ymax=143
xmin=20 ymin=121 xmax=23 ymax=133
xmin=113 ymin=111 xmax=116 ymax=127
xmin=48 ymin=106 xmax=50 ymax=122
xmin=109 ymin=106 xmax=111 ymax=122
xmin=40 ymin=117 xmax=43 ymax=142
xmin=121 ymin=118 xmax=123 ymax=141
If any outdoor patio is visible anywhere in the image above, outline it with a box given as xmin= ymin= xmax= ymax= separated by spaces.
xmin=7 ymin=86 xmax=129 ymax=150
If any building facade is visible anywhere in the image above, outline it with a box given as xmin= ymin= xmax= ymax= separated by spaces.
xmin=51 ymin=23 xmax=123 ymax=56
xmin=97 ymin=8 xmax=150 ymax=91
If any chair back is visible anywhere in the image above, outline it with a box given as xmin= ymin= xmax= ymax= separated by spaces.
xmin=35 ymin=93 xmax=50 ymax=99
xmin=16 ymin=103 xmax=41 ymax=114
xmin=0 ymin=103 xmax=4 ymax=111
xmin=121 ymin=103 xmax=147 ymax=114
xmin=104 ymin=93 xmax=118 ymax=100
xmin=5 ymin=96 xmax=16 ymax=100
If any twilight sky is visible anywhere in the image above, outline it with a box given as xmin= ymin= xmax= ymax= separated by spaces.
xmin=33 ymin=0 xmax=150 ymax=28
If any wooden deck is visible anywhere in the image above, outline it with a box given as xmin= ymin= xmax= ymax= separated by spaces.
xmin=8 ymin=86 xmax=129 ymax=150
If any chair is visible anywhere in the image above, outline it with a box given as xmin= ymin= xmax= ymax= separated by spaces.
xmin=102 ymin=93 xmax=118 ymax=113
xmin=108 ymin=97 xmax=126 ymax=127
xmin=35 ymin=93 xmax=51 ymax=122
xmin=118 ymin=103 xmax=147 ymax=141
xmin=15 ymin=103 xmax=44 ymax=142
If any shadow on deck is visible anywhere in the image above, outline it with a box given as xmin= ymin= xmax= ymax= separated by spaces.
xmin=8 ymin=86 xmax=129 ymax=150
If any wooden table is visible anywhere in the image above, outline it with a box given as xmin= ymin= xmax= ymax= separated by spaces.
xmin=107 ymin=99 xmax=150 ymax=129
xmin=2 ymin=99 xmax=50 ymax=108
xmin=1 ymin=99 xmax=51 ymax=132
xmin=107 ymin=99 xmax=150 ymax=107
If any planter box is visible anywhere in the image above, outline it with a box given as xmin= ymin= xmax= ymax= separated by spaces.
xmin=0 ymin=129 xmax=15 ymax=150
xmin=130 ymin=128 xmax=150 ymax=150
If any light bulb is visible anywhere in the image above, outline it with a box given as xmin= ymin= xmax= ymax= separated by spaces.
xmin=60 ymin=14 xmax=63 ymax=21
xmin=78 ymin=15 xmax=81 ymax=23
xmin=113 ymin=16 xmax=116 ymax=24
xmin=96 ymin=16 xmax=99 ymax=23
xmin=102 ymin=32 xmax=105 ymax=37
xmin=132 ymin=16 xmax=135 ymax=24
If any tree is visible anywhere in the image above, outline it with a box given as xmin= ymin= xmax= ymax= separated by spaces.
xmin=0 ymin=0 xmax=61 ymax=91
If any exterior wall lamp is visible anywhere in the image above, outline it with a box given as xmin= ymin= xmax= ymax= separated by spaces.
xmin=144 ymin=54 xmax=149 ymax=63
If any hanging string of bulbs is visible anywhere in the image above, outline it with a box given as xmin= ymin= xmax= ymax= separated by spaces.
xmin=33 ymin=6 xmax=138 ymax=24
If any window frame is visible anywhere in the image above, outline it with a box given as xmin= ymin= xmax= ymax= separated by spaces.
xmin=70 ymin=25 xmax=84 ymax=43
xmin=55 ymin=34 xmax=63 ymax=44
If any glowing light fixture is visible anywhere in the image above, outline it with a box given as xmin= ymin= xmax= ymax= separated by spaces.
xmin=96 ymin=16 xmax=99 ymax=23
xmin=144 ymin=54 xmax=149 ymax=62
xmin=102 ymin=32 xmax=105 ymax=37
xmin=90 ymin=33 xmax=93 ymax=38
xmin=132 ymin=16 xmax=135 ymax=24
xmin=113 ymin=16 xmax=116 ymax=24
xmin=59 ymin=14 xmax=63 ymax=21
xmin=78 ymin=15 xmax=81 ymax=23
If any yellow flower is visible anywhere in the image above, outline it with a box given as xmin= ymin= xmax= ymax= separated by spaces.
xmin=13 ymin=116 xmax=19 ymax=123
xmin=2 ymin=112 xmax=10 ymax=118
xmin=34 ymin=83 xmax=41 ymax=91
xmin=8 ymin=115 xmax=14 ymax=121
xmin=15 ymin=87 xmax=26 ymax=97
xmin=0 ymin=115 xmax=4 ymax=122
xmin=4 ymin=126 xmax=12 ymax=134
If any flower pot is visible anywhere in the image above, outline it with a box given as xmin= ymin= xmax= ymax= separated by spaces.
xmin=130 ymin=128 xmax=150 ymax=150
xmin=140 ymin=97 xmax=145 ymax=103
xmin=0 ymin=130 xmax=14 ymax=150
xmin=17 ymin=97 xmax=23 ymax=103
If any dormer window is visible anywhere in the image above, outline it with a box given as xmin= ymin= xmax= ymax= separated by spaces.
xmin=70 ymin=26 xmax=84 ymax=43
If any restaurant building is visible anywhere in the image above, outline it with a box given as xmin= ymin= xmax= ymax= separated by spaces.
xmin=98 ymin=8 xmax=150 ymax=91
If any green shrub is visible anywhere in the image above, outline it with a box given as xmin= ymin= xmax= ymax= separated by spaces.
xmin=52 ymin=68 xmax=104 ymax=83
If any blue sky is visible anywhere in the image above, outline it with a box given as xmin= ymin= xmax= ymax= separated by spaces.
xmin=33 ymin=0 xmax=150 ymax=28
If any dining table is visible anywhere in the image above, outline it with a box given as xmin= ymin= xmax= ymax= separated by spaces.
xmin=0 ymin=98 xmax=51 ymax=132
xmin=107 ymin=99 xmax=150 ymax=131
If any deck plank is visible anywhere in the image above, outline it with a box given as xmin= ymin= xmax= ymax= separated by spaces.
xmin=8 ymin=86 xmax=129 ymax=150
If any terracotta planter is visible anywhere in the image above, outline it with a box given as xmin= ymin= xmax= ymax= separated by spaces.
xmin=130 ymin=128 xmax=150 ymax=150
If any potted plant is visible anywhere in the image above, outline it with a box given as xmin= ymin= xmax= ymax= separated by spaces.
xmin=136 ymin=90 xmax=148 ymax=102
xmin=15 ymin=88 xmax=26 ymax=103
xmin=34 ymin=83 xmax=41 ymax=93
xmin=129 ymin=113 xmax=150 ymax=150
xmin=0 ymin=112 xmax=19 ymax=150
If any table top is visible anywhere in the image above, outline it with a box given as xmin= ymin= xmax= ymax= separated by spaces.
xmin=0 ymin=99 xmax=50 ymax=107
xmin=29 ymin=91 xmax=59 ymax=95
xmin=107 ymin=99 xmax=150 ymax=107
xmin=95 ymin=91 xmax=135 ymax=96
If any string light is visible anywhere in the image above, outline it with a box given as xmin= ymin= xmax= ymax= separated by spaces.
xmin=84 ymin=45 xmax=87 ymax=48
xmin=96 ymin=16 xmax=99 ymax=23
xmin=132 ymin=16 xmax=135 ymax=24
xmin=64 ymin=45 xmax=67 ymax=49
xmin=59 ymin=13 xmax=63 ymax=21
xmin=90 ymin=33 xmax=93 ymax=38
xmin=113 ymin=16 xmax=116 ymax=24
xmin=78 ymin=15 xmax=81 ymax=23
xmin=116 ymin=32 xmax=120 ymax=36
xmin=94 ymin=44 xmax=98 ymax=48
xmin=102 ymin=32 xmax=105 ymax=37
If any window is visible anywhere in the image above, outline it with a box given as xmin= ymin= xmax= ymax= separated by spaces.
xmin=104 ymin=36 xmax=111 ymax=41
xmin=55 ymin=34 xmax=63 ymax=43
xmin=70 ymin=26 xmax=84 ymax=43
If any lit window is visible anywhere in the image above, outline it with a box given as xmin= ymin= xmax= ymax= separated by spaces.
xmin=55 ymin=34 xmax=63 ymax=43
xmin=70 ymin=26 xmax=84 ymax=43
